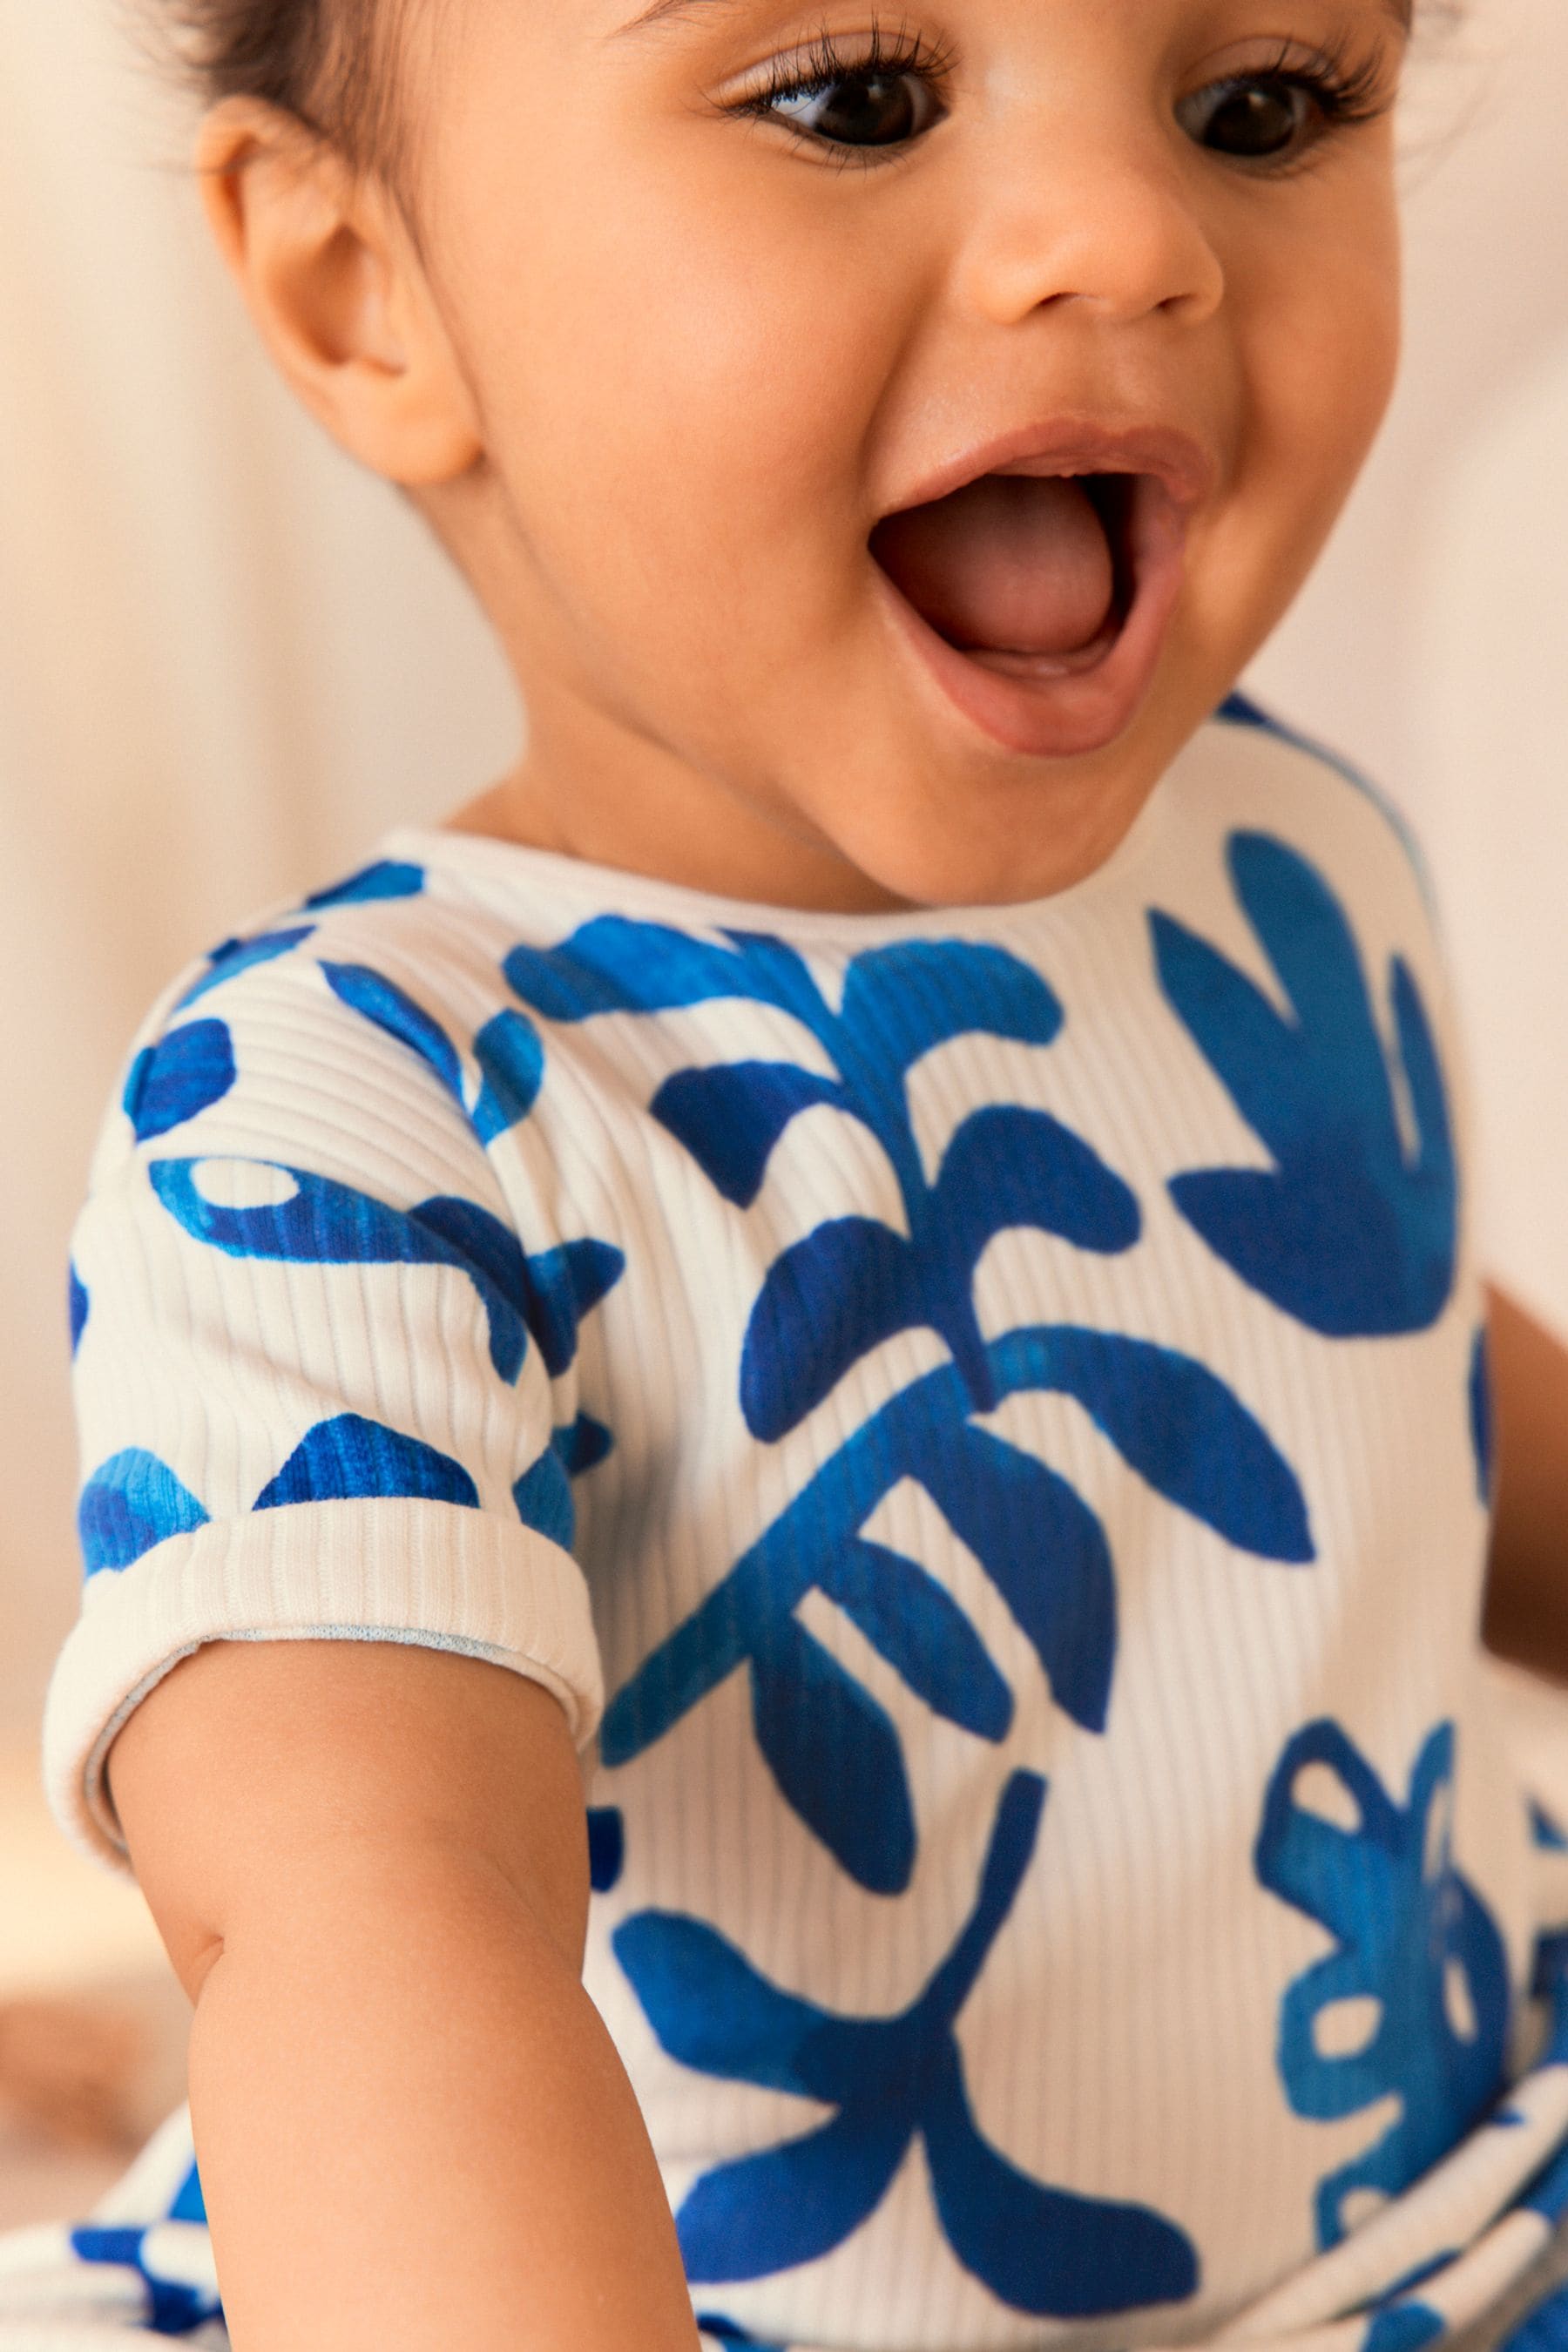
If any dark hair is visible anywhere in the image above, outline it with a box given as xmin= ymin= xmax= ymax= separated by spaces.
xmin=152 ymin=0 xmax=410 ymax=173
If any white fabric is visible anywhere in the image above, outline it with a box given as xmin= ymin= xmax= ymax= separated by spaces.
xmin=32 ymin=707 xmax=1560 ymax=2349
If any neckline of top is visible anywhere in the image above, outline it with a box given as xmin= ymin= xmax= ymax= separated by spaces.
xmin=381 ymin=714 xmax=1224 ymax=950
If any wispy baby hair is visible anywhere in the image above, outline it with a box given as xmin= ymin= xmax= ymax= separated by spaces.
xmin=150 ymin=0 xmax=418 ymax=175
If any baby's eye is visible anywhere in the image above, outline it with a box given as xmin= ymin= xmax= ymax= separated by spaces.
xmin=760 ymin=65 xmax=944 ymax=150
xmin=1177 ymin=73 xmax=1327 ymax=162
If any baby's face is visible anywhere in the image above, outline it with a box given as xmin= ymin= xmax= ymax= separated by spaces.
xmin=416 ymin=0 xmax=1406 ymax=909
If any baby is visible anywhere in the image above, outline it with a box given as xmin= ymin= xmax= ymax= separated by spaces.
xmin=11 ymin=0 xmax=1568 ymax=2346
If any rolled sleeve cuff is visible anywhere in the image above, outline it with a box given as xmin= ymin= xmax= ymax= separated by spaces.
xmin=44 ymin=1500 xmax=604 ymax=1872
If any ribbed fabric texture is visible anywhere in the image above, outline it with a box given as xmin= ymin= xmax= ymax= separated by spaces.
xmin=41 ymin=703 xmax=1552 ymax=2350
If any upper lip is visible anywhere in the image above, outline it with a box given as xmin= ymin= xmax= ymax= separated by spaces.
xmin=882 ymin=419 xmax=1219 ymax=517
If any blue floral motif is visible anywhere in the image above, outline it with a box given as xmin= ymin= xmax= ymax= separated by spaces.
xmin=505 ymin=923 xmax=1139 ymax=1435
xmin=320 ymin=967 xmax=546 ymax=1149
xmin=175 ymin=926 xmax=315 ymax=1010
xmin=514 ymin=1443 xmax=576 ymax=1548
xmin=170 ymin=2163 xmax=206 ymax=2224
xmin=254 ymin=1414 xmax=480 ymax=1511
xmin=1255 ymin=1720 xmax=1510 ymax=2249
xmin=149 ymin=1159 xmax=624 ymax=1390
xmin=1362 ymin=2300 xmax=1447 ymax=2352
xmin=305 ymin=858 xmax=426 ymax=908
xmin=696 ymin=2317 xmax=786 ymax=2350
xmin=517 ymin=911 xmax=1310 ymax=1893
xmin=79 ymin=1449 xmax=209 ymax=1576
xmin=68 ymin=2225 xmax=220 ymax=2335
xmin=124 ymin=1020 xmax=238 ymax=1144
xmin=472 ymin=1010 xmax=546 ymax=1145
xmin=607 ymin=1326 xmax=1310 ymax=1894
xmin=321 ymin=963 xmax=464 ymax=1101
xmin=1152 ymin=833 xmax=1456 ymax=1336
xmin=69 ymin=1263 xmax=90 ymax=1355
xmin=615 ymin=1771 xmax=1198 ymax=2315
xmin=588 ymin=1807 xmax=625 ymax=1893
xmin=1500 ymin=2282 xmax=1568 ymax=2352
xmin=1215 ymin=693 xmax=1435 ymax=899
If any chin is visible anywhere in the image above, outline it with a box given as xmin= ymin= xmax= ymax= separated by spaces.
xmin=821 ymin=770 xmax=1153 ymax=914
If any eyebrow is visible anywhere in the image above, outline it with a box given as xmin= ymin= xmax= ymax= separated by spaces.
xmin=615 ymin=0 xmax=737 ymax=28
xmin=617 ymin=0 xmax=1413 ymax=31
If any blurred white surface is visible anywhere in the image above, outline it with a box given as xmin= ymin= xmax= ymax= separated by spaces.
xmin=2 ymin=0 xmax=1567 ymax=1837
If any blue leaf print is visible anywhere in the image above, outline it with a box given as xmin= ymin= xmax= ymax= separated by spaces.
xmin=1007 ymin=1326 xmax=1313 ymax=1562
xmin=696 ymin=2317 xmax=785 ymax=2350
xmin=588 ymin=1808 xmax=625 ymax=1893
xmin=818 ymin=1539 xmax=1010 ymax=1744
xmin=1532 ymin=1801 xmax=1568 ymax=1855
xmin=1256 ymin=1719 xmax=1510 ymax=2249
xmin=837 ymin=939 xmax=1064 ymax=1069
xmin=653 ymin=1063 xmax=846 ymax=1210
xmin=1215 ymin=693 xmax=1435 ymax=896
xmin=508 ymin=921 xmax=820 ymax=1025
xmin=922 ymin=2041 xmax=1193 ymax=2321
xmin=519 ymin=1413 xmax=617 ymax=1548
xmin=557 ymin=1412 xmax=614 ymax=1476
xmin=1362 ymin=2302 xmax=1447 ymax=2352
xmin=69 ymin=2227 xmax=220 ymax=2335
xmin=472 ymin=1009 xmax=545 ymax=1146
xmin=175 ymin=926 xmax=314 ymax=1010
xmin=1470 ymin=1329 xmax=1493 ymax=1508
xmin=743 ymin=1107 xmax=1139 ymax=1439
xmin=512 ymin=918 xmax=1142 ymax=1441
xmin=79 ymin=1450 xmax=208 ymax=1576
xmin=751 ymin=1613 xmax=915 ymax=1896
xmin=1497 ymin=2283 xmax=1568 ymax=2352
xmin=170 ymin=2163 xmax=206 ymax=2224
xmin=605 ymin=1326 xmax=1309 ymax=1887
xmin=518 ymin=1238 xmax=627 ymax=1378
xmin=743 ymin=1217 xmax=920 ymax=1442
xmin=320 ymin=963 xmax=463 ymax=1102
xmin=920 ymin=1423 xmax=1117 ymax=1736
xmin=616 ymin=1773 xmax=1197 ymax=2314
xmin=305 ymin=858 xmax=426 ymax=908
xmin=151 ymin=1159 xmax=534 ymax=1383
xmin=124 ymin=1020 xmax=238 ymax=1143
xmin=254 ymin=1414 xmax=478 ymax=1511
xmin=1153 ymin=833 xmax=1456 ymax=1335
xmin=514 ymin=1445 xmax=577 ymax=1549
xmin=68 ymin=1263 xmax=90 ymax=1355
xmin=934 ymin=1102 xmax=1141 ymax=1265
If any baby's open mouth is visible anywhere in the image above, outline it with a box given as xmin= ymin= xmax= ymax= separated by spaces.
xmin=867 ymin=461 xmax=1195 ymax=760
xmin=869 ymin=472 xmax=1133 ymax=673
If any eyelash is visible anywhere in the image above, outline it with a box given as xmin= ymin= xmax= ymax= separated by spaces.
xmin=731 ymin=22 xmax=1394 ymax=166
xmin=733 ymin=19 xmax=955 ymax=157
xmin=1213 ymin=32 xmax=1395 ymax=142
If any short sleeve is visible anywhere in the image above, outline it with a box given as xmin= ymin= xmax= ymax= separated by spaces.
xmin=45 ymin=933 xmax=605 ymax=1870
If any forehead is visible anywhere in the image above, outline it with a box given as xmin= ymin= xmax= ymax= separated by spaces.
xmin=615 ymin=0 xmax=1412 ymax=32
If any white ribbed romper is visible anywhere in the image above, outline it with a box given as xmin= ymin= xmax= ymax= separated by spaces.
xmin=20 ymin=700 xmax=1568 ymax=2352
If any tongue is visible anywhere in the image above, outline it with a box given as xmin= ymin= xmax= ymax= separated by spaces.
xmin=873 ymin=474 xmax=1117 ymax=658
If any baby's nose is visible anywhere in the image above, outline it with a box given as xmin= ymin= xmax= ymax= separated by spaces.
xmin=950 ymin=119 xmax=1227 ymax=332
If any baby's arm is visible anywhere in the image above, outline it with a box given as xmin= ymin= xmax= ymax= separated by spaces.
xmin=110 ymin=1637 xmax=701 ymax=2352
xmin=1484 ymin=1286 xmax=1568 ymax=1684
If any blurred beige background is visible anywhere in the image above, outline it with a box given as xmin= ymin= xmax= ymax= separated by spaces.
xmin=1 ymin=0 xmax=1567 ymax=2007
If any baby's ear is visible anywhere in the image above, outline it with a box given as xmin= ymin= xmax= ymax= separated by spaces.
xmin=195 ymin=98 xmax=482 ymax=487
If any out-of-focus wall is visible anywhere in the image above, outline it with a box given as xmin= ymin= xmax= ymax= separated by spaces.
xmin=2 ymin=0 xmax=1566 ymax=1743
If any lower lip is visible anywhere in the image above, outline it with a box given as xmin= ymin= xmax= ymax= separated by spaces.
xmin=873 ymin=477 xmax=1192 ymax=761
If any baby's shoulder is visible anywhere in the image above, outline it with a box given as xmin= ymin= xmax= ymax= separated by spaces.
xmin=93 ymin=842 xmax=558 ymax=1204
xmin=1193 ymin=692 xmax=1435 ymax=922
